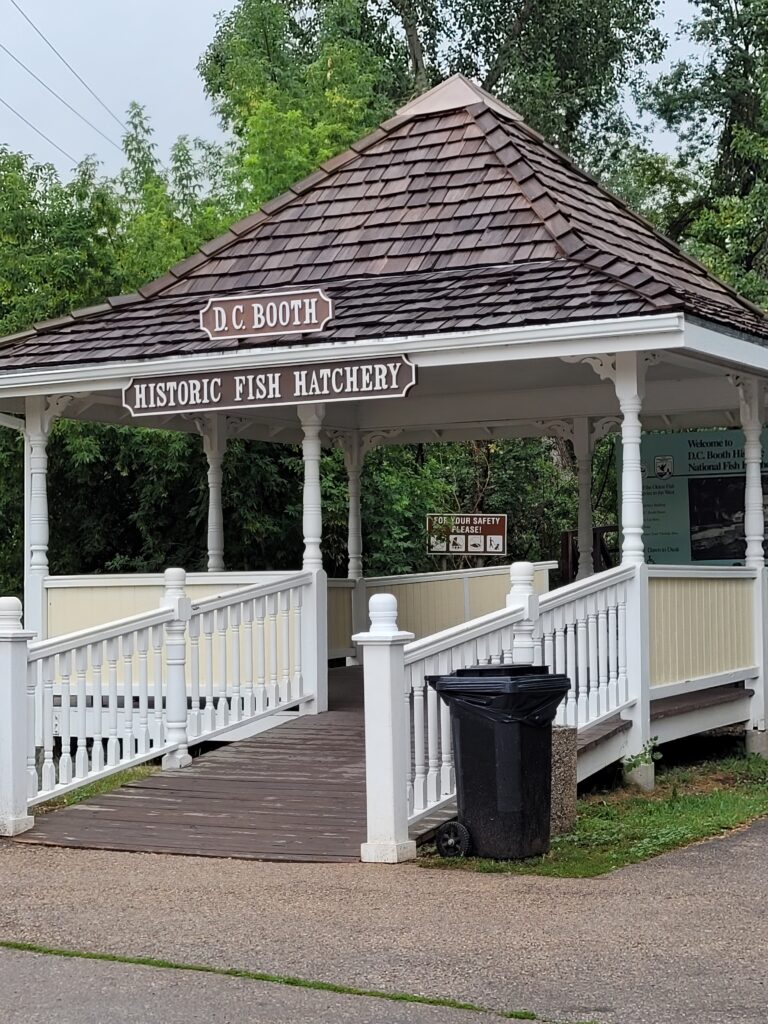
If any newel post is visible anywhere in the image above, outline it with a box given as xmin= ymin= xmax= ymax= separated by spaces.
xmin=0 ymin=597 xmax=35 ymax=835
xmin=507 ymin=561 xmax=539 ymax=665
xmin=353 ymin=594 xmax=416 ymax=863
xmin=160 ymin=568 xmax=192 ymax=770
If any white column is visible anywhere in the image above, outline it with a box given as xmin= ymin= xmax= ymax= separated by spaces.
xmin=342 ymin=433 xmax=365 ymax=580
xmin=353 ymin=593 xmax=417 ymax=863
xmin=0 ymin=597 xmax=35 ymax=835
xmin=614 ymin=353 xmax=646 ymax=566
xmin=573 ymin=417 xmax=594 ymax=579
xmin=341 ymin=432 xmax=369 ymax=661
xmin=298 ymin=404 xmax=325 ymax=570
xmin=202 ymin=416 xmax=226 ymax=572
xmin=737 ymin=378 xmax=768 ymax=745
xmin=24 ymin=396 xmax=51 ymax=638
xmin=160 ymin=568 xmax=192 ymax=769
xmin=739 ymin=379 xmax=765 ymax=569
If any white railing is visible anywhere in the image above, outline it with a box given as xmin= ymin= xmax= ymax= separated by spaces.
xmin=0 ymin=567 xmax=323 ymax=830
xmin=403 ymin=604 xmax=528 ymax=827
xmin=28 ymin=603 xmax=179 ymax=805
xmin=536 ymin=564 xmax=637 ymax=730
xmin=353 ymin=561 xmax=646 ymax=862
xmin=186 ymin=573 xmax=313 ymax=741
xmin=352 ymin=562 xmax=540 ymax=862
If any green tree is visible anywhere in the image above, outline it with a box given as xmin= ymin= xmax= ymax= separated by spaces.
xmin=199 ymin=0 xmax=410 ymax=203
xmin=0 ymin=149 xmax=121 ymax=337
xmin=640 ymin=0 xmax=768 ymax=302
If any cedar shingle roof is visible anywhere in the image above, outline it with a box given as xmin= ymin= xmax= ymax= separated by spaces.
xmin=1 ymin=74 xmax=766 ymax=371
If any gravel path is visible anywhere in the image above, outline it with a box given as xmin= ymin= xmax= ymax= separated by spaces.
xmin=2 ymin=820 xmax=768 ymax=1024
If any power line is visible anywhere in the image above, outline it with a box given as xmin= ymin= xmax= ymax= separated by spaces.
xmin=8 ymin=0 xmax=126 ymax=132
xmin=0 ymin=94 xmax=76 ymax=163
xmin=0 ymin=41 xmax=122 ymax=151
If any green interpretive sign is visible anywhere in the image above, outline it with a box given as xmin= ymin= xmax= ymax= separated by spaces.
xmin=638 ymin=429 xmax=768 ymax=565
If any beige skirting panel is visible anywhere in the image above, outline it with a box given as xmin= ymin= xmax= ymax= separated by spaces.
xmin=648 ymin=576 xmax=755 ymax=686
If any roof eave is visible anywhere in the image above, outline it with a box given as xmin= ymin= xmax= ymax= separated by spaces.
xmin=0 ymin=312 xmax=685 ymax=398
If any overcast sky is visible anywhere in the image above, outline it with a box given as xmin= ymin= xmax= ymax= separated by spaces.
xmin=0 ymin=0 xmax=694 ymax=178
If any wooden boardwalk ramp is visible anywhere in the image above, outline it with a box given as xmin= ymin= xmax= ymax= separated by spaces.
xmin=16 ymin=669 xmax=367 ymax=863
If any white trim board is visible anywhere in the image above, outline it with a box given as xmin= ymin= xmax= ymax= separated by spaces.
xmin=0 ymin=314 xmax=685 ymax=398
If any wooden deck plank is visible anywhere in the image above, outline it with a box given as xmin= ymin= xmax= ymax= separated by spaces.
xmin=16 ymin=670 xmax=368 ymax=863
xmin=650 ymin=684 xmax=754 ymax=721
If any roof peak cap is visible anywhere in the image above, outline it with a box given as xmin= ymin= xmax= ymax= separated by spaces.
xmin=397 ymin=73 xmax=523 ymax=121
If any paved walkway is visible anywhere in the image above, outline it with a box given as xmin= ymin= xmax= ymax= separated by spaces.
xmin=0 ymin=948 xmax=499 ymax=1024
xmin=2 ymin=818 xmax=768 ymax=1024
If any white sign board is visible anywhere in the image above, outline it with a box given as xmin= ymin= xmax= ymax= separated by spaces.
xmin=426 ymin=514 xmax=507 ymax=556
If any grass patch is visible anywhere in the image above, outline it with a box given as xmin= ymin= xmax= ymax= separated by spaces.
xmin=34 ymin=763 xmax=158 ymax=814
xmin=419 ymin=753 xmax=768 ymax=877
xmin=0 ymin=940 xmax=596 ymax=1023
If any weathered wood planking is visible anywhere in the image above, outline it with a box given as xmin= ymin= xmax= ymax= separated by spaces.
xmin=16 ymin=669 xmax=367 ymax=863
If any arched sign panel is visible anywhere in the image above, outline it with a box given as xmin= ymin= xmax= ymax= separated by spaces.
xmin=122 ymin=355 xmax=417 ymax=416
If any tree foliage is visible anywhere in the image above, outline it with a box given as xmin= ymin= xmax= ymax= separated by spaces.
xmin=6 ymin=0 xmax=768 ymax=596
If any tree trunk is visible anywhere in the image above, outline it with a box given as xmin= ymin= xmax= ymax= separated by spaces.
xmin=392 ymin=1 xmax=429 ymax=94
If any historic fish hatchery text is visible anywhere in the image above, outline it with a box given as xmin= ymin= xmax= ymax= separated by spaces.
xmin=122 ymin=356 xmax=417 ymax=416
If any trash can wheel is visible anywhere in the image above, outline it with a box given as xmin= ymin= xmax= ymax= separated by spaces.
xmin=435 ymin=820 xmax=471 ymax=858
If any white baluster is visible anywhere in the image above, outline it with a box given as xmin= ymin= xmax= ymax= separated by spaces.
xmin=501 ymin=624 xmax=513 ymax=663
xmin=229 ymin=603 xmax=242 ymax=723
xmin=26 ymin=662 xmax=39 ymax=796
xmin=241 ymin=601 xmax=255 ymax=718
xmin=74 ymin=646 xmax=89 ymax=777
xmin=216 ymin=607 xmax=229 ymax=727
xmin=188 ymin=616 xmax=201 ymax=737
xmin=440 ymin=685 xmax=454 ymax=796
xmin=151 ymin=624 xmax=164 ymax=744
xmin=291 ymin=587 xmax=303 ymax=699
xmin=608 ymin=597 xmax=619 ymax=709
xmin=587 ymin=595 xmax=599 ymax=721
xmin=91 ymin=641 xmax=104 ymax=772
xmin=565 ymin=616 xmax=577 ymax=728
xmin=279 ymin=589 xmax=291 ymax=701
xmin=121 ymin=634 xmax=134 ymax=759
xmin=106 ymin=637 xmax=119 ymax=766
xmin=136 ymin=628 xmax=150 ymax=754
xmin=576 ymin=601 xmax=589 ymax=725
xmin=41 ymin=655 xmax=56 ymax=791
xmin=58 ymin=650 xmax=72 ymax=784
xmin=412 ymin=675 xmax=427 ymax=812
xmin=267 ymin=593 xmax=279 ymax=706
xmin=202 ymin=611 xmax=215 ymax=732
xmin=543 ymin=616 xmax=554 ymax=672
xmin=597 ymin=591 xmax=609 ymax=717
xmin=617 ymin=590 xmax=628 ymax=703
xmin=404 ymin=677 xmax=413 ymax=814
xmin=255 ymin=596 xmax=267 ymax=712
xmin=426 ymin=670 xmax=440 ymax=804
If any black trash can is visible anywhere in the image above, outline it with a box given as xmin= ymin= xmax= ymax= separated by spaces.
xmin=428 ymin=668 xmax=570 ymax=860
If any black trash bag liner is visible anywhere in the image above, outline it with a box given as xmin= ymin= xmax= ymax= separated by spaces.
xmin=452 ymin=664 xmax=549 ymax=677
xmin=428 ymin=674 xmax=569 ymax=726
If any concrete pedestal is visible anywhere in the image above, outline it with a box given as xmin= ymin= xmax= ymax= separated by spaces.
xmin=550 ymin=726 xmax=577 ymax=836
